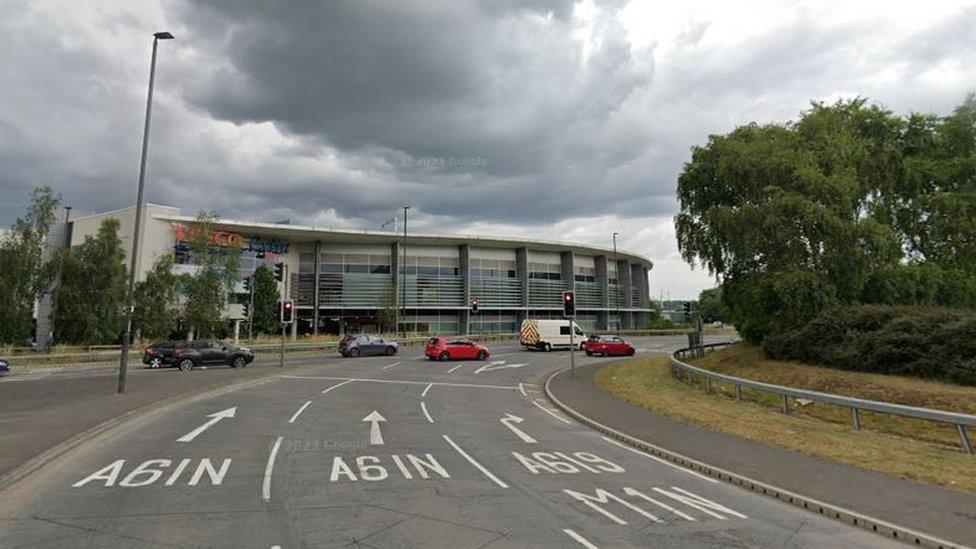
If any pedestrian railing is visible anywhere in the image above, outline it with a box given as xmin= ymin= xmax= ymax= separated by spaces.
xmin=670 ymin=342 xmax=976 ymax=455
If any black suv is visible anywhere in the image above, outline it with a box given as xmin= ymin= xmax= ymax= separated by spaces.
xmin=170 ymin=340 xmax=254 ymax=371
xmin=143 ymin=340 xmax=180 ymax=369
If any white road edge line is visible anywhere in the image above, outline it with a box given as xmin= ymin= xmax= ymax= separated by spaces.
xmin=288 ymin=401 xmax=312 ymax=424
xmin=321 ymin=379 xmax=354 ymax=394
xmin=421 ymin=401 xmax=434 ymax=423
xmin=532 ymin=399 xmax=571 ymax=424
xmin=421 ymin=383 xmax=433 ymax=397
xmin=262 ymin=436 xmax=283 ymax=502
xmin=601 ymin=436 xmax=718 ymax=484
xmin=442 ymin=435 xmax=509 ymax=488
xmin=283 ymin=375 xmax=518 ymax=391
xmin=381 ymin=361 xmax=401 ymax=370
xmin=563 ymin=529 xmax=599 ymax=548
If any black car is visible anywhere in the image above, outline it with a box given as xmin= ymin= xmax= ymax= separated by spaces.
xmin=339 ymin=334 xmax=399 ymax=357
xmin=143 ymin=340 xmax=180 ymax=369
xmin=0 ymin=358 xmax=8 ymax=376
xmin=170 ymin=340 xmax=254 ymax=371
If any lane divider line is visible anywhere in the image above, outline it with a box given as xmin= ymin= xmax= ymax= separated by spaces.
xmin=422 ymin=383 xmax=433 ymax=397
xmin=442 ymin=435 xmax=509 ymax=489
xmin=262 ymin=436 xmax=283 ymax=502
xmin=447 ymin=364 xmax=463 ymax=373
xmin=421 ymin=401 xmax=434 ymax=423
xmin=283 ymin=375 xmax=518 ymax=391
xmin=321 ymin=379 xmax=354 ymax=394
xmin=563 ymin=529 xmax=599 ymax=549
xmin=532 ymin=399 xmax=571 ymax=424
xmin=602 ymin=436 xmax=717 ymax=484
xmin=288 ymin=401 xmax=312 ymax=424
xmin=381 ymin=361 xmax=401 ymax=370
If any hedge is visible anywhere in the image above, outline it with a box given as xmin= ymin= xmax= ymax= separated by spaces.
xmin=763 ymin=305 xmax=976 ymax=386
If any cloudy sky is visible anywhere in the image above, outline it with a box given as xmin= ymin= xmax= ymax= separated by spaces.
xmin=2 ymin=0 xmax=974 ymax=298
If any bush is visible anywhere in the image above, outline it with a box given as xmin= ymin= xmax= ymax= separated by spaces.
xmin=764 ymin=305 xmax=976 ymax=386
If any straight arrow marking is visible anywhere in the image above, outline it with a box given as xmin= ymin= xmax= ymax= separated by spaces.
xmin=177 ymin=407 xmax=237 ymax=442
xmin=363 ymin=410 xmax=387 ymax=445
xmin=500 ymin=413 xmax=536 ymax=443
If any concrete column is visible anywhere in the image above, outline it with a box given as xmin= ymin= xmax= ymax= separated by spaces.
xmin=390 ymin=242 xmax=400 ymax=334
xmin=516 ymin=247 xmax=528 ymax=325
xmin=560 ymin=251 xmax=575 ymax=294
xmin=233 ymin=319 xmax=240 ymax=345
xmin=595 ymin=255 xmax=609 ymax=330
xmin=459 ymin=244 xmax=470 ymax=334
xmin=312 ymin=240 xmax=321 ymax=335
xmin=617 ymin=259 xmax=632 ymax=329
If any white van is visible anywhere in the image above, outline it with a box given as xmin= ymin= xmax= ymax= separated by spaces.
xmin=520 ymin=319 xmax=587 ymax=351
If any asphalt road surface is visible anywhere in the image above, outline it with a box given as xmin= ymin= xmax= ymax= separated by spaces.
xmin=0 ymin=336 xmax=895 ymax=548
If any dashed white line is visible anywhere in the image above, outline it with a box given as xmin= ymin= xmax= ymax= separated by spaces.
xmin=563 ymin=529 xmax=599 ymax=548
xmin=532 ymin=399 xmax=571 ymax=424
xmin=421 ymin=383 xmax=433 ymax=397
xmin=421 ymin=401 xmax=434 ymax=423
xmin=381 ymin=361 xmax=401 ymax=370
xmin=321 ymin=379 xmax=354 ymax=394
xmin=262 ymin=436 xmax=283 ymax=502
xmin=447 ymin=364 xmax=463 ymax=373
xmin=442 ymin=435 xmax=509 ymax=488
xmin=601 ymin=436 xmax=719 ymax=484
xmin=288 ymin=400 xmax=312 ymax=424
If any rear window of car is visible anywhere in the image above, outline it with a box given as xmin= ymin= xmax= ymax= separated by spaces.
xmin=153 ymin=341 xmax=174 ymax=348
xmin=427 ymin=337 xmax=441 ymax=346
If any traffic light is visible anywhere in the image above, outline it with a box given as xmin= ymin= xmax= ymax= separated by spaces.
xmin=273 ymin=262 xmax=285 ymax=282
xmin=243 ymin=277 xmax=251 ymax=293
xmin=563 ymin=291 xmax=576 ymax=317
xmin=278 ymin=300 xmax=294 ymax=323
xmin=683 ymin=301 xmax=692 ymax=322
xmin=242 ymin=302 xmax=250 ymax=317
xmin=471 ymin=298 xmax=480 ymax=313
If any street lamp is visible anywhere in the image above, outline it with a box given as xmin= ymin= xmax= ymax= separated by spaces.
xmin=400 ymin=206 xmax=410 ymax=337
xmin=117 ymin=31 xmax=175 ymax=394
xmin=612 ymin=232 xmax=618 ymax=330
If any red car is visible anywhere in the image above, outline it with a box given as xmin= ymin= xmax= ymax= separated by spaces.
xmin=425 ymin=336 xmax=490 ymax=361
xmin=584 ymin=334 xmax=635 ymax=357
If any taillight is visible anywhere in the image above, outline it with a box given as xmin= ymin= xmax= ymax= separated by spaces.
xmin=174 ymin=348 xmax=183 ymax=356
xmin=146 ymin=348 xmax=155 ymax=355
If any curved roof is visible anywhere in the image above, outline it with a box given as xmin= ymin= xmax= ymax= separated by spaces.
xmin=155 ymin=212 xmax=653 ymax=269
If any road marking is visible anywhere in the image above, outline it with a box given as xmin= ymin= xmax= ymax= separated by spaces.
xmin=421 ymin=401 xmax=434 ymax=423
xmin=442 ymin=435 xmax=509 ymax=489
xmin=288 ymin=400 xmax=312 ymax=424
xmin=421 ymin=383 xmax=433 ymax=397
xmin=622 ymin=486 xmax=695 ymax=521
xmin=381 ymin=361 xmax=401 ymax=370
xmin=447 ymin=364 xmax=463 ymax=373
xmin=532 ymin=399 xmax=571 ymax=424
xmin=500 ymin=413 xmax=537 ymax=443
xmin=363 ymin=410 xmax=387 ymax=445
xmin=321 ymin=379 xmax=354 ymax=394
xmin=600 ymin=436 xmax=718 ymax=484
xmin=177 ymin=407 xmax=237 ymax=443
xmin=563 ymin=529 xmax=599 ymax=549
xmin=518 ymin=382 xmax=527 ymax=396
xmin=475 ymin=362 xmax=526 ymax=374
xmin=283 ymin=375 xmax=519 ymax=391
xmin=262 ymin=436 xmax=283 ymax=502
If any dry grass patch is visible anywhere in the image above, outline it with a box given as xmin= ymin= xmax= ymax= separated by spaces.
xmin=596 ymin=356 xmax=976 ymax=494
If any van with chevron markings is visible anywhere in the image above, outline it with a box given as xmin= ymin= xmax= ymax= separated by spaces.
xmin=519 ymin=319 xmax=587 ymax=352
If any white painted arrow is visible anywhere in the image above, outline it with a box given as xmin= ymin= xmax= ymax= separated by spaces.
xmin=177 ymin=407 xmax=237 ymax=442
xmin=499 ymin=413 xmax=537 ymax=443
xmin=363 ymin=410 xmax=387 ymax=446
xmin=475 ymin=362 xmax=527 ymax=374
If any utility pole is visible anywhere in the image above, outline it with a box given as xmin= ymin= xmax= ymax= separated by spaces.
xmin=612 ymin=232 xmax=618 ymax=331
xmin=279 ymin=264 xmax=288 ymax=368
xmin=401 ymin=206 xmax=410 ymax=337
xmin=117 ymin=31 xmax=174 ymax=394
xmin=382 ymin=216 xmax=399 ymax=336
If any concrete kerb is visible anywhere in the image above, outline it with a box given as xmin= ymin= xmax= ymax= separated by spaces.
xmin=542 ymin=365 xmax=967 ymax=549
xmin=0 ymin=374 xmax=279 ymax=495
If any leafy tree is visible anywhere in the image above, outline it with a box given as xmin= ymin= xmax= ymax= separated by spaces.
xmin=133 ymin=254 xmax=180 ymax=342
xmin=250 ymin=264 xmax=280 ymax=335
xmin=0 ymin=187 xmax=61 ymax=344
xmin=181 ymin=212 xmax=240 ymax=339
xmin=696 ymin=287 xmax=727 ymax=323
xmin=54 ymin=218 xmax=127 ymax=344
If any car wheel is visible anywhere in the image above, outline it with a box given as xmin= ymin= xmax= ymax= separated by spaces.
xmin=579 ymin=342 xmax=586 ymax=351
xmin=627 ymin=348 xmax=635 ymax=356
xmin=439 ymin=351 xmax=450 ymax=362
xmin=585 ymin=351 xmax=591 ymax=356
xmin=543 ymin=343 xmax=552 ymax=352
xmin=178 ymin=358 xmax=194 ymax=371
xmin=349 ymin=348 xmax=361 ymax=358
xmin=233 ymin=356 xmax=247 ymax=368
xmin=385 ymin=346 xmax=397 ymax=356
xmin=149 ymin=357 xmax=163 ymax=369
xmin=477 ymin=350 xmax=487 ymax=360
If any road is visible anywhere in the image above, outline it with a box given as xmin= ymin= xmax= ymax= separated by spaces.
xmin=0 ymin=336 xmax=895 ymax=548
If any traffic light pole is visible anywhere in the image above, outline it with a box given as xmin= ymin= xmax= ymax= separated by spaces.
xmin=569 ymin=316 xmax=576 ymax=376
xmin=279 ymin=264 xmax=287 ymax=368
xmin=247 ymin=274 xmax=254 ymax=347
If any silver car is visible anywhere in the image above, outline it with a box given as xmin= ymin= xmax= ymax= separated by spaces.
xmin=339 ymin=334 xmax=398 ymax=357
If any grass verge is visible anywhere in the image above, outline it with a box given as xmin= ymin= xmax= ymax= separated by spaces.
xmin=595 ymin=355 xmax=976 ymax=494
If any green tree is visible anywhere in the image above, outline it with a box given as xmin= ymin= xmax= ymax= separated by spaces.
xmin=182 ymin=212 xmax=240 ymax=339
xmin=250 ymin=264 xmax=280 ymax=335
xmin=54 ymin=218 xmax=127 ymax=344
xmin=133 ymin=254 xmax=180 ymax=342
xmin=0 ymin=187 xmax=61 ymax=344
xmin=696 ymin=287 xmax=727 ymax=323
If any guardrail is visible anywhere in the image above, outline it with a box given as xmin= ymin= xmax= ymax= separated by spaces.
xmin=670 ymin=342 xmax=976 ymax=455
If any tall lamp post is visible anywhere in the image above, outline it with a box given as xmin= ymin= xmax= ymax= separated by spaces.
xmin=612 ymin=232 xmax=618 ymax=330
xmin=117 ymin=31 xmax=175 ymax=394
xmin=400 ymin=206 xmax=410 ymax=337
